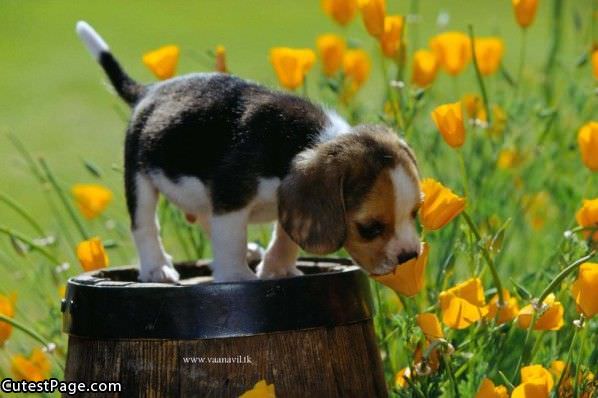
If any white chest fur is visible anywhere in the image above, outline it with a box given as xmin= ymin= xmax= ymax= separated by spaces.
xmin=149 ymin=171 xmax=279 ymax=224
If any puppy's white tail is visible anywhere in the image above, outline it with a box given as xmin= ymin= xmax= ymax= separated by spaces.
xmin=76 ymin=21 xmax=145 ymax=106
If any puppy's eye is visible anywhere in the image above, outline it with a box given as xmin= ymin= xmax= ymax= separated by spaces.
xmin=356 ymin=220 xmax=386 ymax=241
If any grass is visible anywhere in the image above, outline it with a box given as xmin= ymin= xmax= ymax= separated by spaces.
xmin=0 ymin=0 xmax=597 ymax=397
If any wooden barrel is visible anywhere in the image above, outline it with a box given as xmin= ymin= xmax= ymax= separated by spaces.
xmin=62 ymin=258 xmax=387 ymax=397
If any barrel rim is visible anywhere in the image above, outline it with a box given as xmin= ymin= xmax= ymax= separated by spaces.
xmin=62 ymin=257 xmax=375 ymax=339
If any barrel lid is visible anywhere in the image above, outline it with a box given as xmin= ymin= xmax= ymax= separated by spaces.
xmin=62 ymin=258 xmax=374 ymax=339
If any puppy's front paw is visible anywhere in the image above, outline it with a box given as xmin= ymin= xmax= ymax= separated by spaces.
xmin=139 ymin=264 xmax=180 ymax=283
xmin=256 ymin=262 xmax=303 ymax=279
xmin=212 ymin=265 xmax=257 ymax=283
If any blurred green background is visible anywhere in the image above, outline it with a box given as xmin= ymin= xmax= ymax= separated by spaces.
xmin=1 ymin=1 xmax=597 ymax=391
xmin=1 ymin=0 xmax=592 ymax=228
xmin=0 ymin=0 xmax=595 ymax=256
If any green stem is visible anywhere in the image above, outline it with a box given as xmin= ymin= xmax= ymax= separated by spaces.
xmin=517 ymin=28 xmax=528 ymax=89
xmin=0 ymin=226 xmax=61 ymax=265
xmin=373 ymin=282 xmax=394 ymax=378
xmin=544 ymin=0 xmax=563 ymax=105
xmin=467 ymin=25 xmax=491 ymax=124
xmin=442 ymin=352 xmax=460 ymax=398
xmin=0 ymin=314 xmax=53 ymax=349
xmin=457 ymin=150 xmax=469 ymax=201
xmin=554 ymin=326 xmax=579 ymax=396
xmin=573 ymin=321 xmax=588 ymax=398
xmin=512 ymin=310 xmax=538 ymax=382
xmin=39 ymin=158 xmax=90 ymax=240
xmin=0 ymin=193 xmax=45 ymax=236
xmin=381 ymin=54 xmax=404 ymax=130
xmin=538 ymin=251 xmax=596 ymax=304
xmin=462 ymin=212 xmax=505 ymax=306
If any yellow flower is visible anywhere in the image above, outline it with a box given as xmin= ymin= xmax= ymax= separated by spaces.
xmin=571 ymin=262 xmax=598 ymax=317
xmin=72 ymin=184 xmax=113 ymax=220
xmin=517 ymin=293 xmax=564 ymax=331
xmin=576 ymin=198 xmax=598 ymax=241
xmin=420 ymin=178 xmax=466 ymax=231
xmin=578 ymin=121 xmax=598 ymax=171
xmin=239 ymin=380 xmax=275 ymax=398
xmin=462 ymin=93 xmax=487 ymax=122
xmin=497 ymin=148 xmax=523 ymax=170
xmin=416 ymin=313 xmax=444 ymax=340
xmin=215 ymin=45 xmax=228 ymax=73
xmin=76 ymin=237 xmax=109 ymax=272
xmin=142 ymin=45 xmax=180 ymax=80
xmin=512 ymin=380 xmax=550 ymax=398
xmin=550 ymin=360 xmax=566 ymax=379
xmin=592 ymin=49 xmax=598 ymax=80
xmin=358 ymin=0 xmax=386 ymax=38
xmin=430 ymin=32 xmax=471 ymax=76
xmin=431 ymin=101 xmax=466 ymax=148
xmin=439 ymin=278 xmax=489 ymax=329
xmin=0 ymin=293 xmax=16 ymax=346
xmin=512 ymin=0 xmax=539 ymax=29
xmin=316 ymin=34 xmax=346 ymax=77
xmin=473 ymin=37 xmax=504 ymax=76
xmin=371 ymin=243 xmax=429 ymax=297
xmin=475 ymin=378 xmax=509 ymax=398
xmin=270 ymin=47 xmax=316 ymax=90
xmin=487 ymin=289 xmax=520 ymax=324
xmin=379 ymin=15 xmax=404 ymax=59
xmin=395 ymin=367 xmax=412 ymax=388
xmin=59 ymin=285 xmax=66 ymax=299
xmin=11 ymin=348 xmax=51 ymax=382
xmin=321 ymin=0 xmax=358 ymax=26
xmin=412 ymin=49 xmax=438 ymax=87
xmin=343 ymin=49 xmax=371 ymax=92
xmin=512 ymin=365 xmax=555 ymax=398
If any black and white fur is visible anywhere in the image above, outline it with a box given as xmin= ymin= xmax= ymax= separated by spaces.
xmin=76 ymin=21 xmax=422 ymax=283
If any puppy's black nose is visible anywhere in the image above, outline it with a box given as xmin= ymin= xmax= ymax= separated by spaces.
xmin=397 ymin=251 xmax=418 ymax=265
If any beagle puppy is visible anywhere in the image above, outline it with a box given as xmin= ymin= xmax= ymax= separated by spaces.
xmin=76 ymin=21 xmax=423 ymax=283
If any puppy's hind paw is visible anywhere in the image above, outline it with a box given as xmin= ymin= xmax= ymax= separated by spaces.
xmin=256 ymin=262 xmax=303 ymax=280
xmin=139 ymin=265 xmax=180 ymax=283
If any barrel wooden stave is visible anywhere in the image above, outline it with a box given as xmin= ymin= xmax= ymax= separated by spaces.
xmin=65 ymin=322 xmax=386 ymax=397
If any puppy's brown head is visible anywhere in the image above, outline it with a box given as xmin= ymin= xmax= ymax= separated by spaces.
xmin=279 ymin=124 xmax=422 ymax=275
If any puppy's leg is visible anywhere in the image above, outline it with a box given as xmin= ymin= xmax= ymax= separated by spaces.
xmin=129 ymin=174 xmax=179 ymax=283
xmin=197 ymin=212 xmax=264 ymax=265
xmin=256 ymin=222 xmax=302 ymax=279
xmin=210 ymin=209 xmax=257 ymax=282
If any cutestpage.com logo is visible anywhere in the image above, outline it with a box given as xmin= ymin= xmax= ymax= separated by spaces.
xmin=1 ymin=378 xmax=122 ymax=395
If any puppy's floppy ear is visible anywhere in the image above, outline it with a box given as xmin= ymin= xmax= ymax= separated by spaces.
xmin=278 ymin=148 xmax=347 ymax=254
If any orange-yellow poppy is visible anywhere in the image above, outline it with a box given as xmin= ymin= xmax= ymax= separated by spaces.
xmin=571 ymin=262 xmax=598 ymax=317
xmin=412 ymin=50 xmax=438 ymax=87
xmin=420 ymin=178 xmax=466 ymax=230
xmin=316 ymin=34 xmax=346 ymax=76
xmin=270 ymin=48 xmax=316 ymax=90
xmin=439 ymin=278 xmax=488 ymax=329
xmin=321 ymin=0 xmax=358 ymax=26
xmin=372 ymin=243 xmax=429 ymax=297
xmin=72 ymin=184 xmax=113 ymax=220
xmin=142 ymin=45 xmax=180 ymax=80
xmin=431 ymin=102 xmax=466 ymax=148
xmin=517 ymin=293 xmax=564 ymax=331
xmin=11 ymin=348 xmax=51 ymax=382
xmin=430 ymin=32 xmax=471 ymax=76
xmin=578 ymin=121 xmax=598 ymax=171
xmin=76 ymin=237 xmax=109 ymax=272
